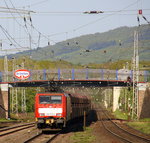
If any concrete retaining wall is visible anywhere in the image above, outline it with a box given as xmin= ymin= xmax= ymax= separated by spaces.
xmin=0 ymin=84 xmax=9 ymax=119
xmin=139 ymin=83 xmax=150 ymax=118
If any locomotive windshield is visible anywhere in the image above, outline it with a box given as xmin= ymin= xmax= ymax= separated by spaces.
xmin=39 ymin=95 xmax=62 ymax=104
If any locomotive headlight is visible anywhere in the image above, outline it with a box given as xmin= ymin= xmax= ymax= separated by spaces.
xmin=56 ymin=113 xmax=62 ymax=116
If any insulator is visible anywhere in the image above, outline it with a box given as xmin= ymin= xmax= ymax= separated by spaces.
xmin=142 ymin=15 xmax=147 ymax=20
xmin=137 ymin=16 xmax=140 ymax=22
xmin=142 ymin=15 xmax=150 ymax=24
xmin=83 ymin=11 xmax=103 ymax=14
xmin=30 ymin=17 xmax=32 ymax=23
xmin=24 ymin=17 xmax=26 ymax=22
xmin=137 ymin=16 xmax=140 ymax=26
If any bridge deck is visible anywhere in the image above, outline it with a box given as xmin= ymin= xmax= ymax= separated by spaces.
xmin=0 ymin=68 xmax=149 ymax=87
xmin=1 ymin=79 xmax=141 ymax=87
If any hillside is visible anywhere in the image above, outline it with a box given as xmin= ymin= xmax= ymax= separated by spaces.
xmin=4 ymin=24 xmax=150 ymax=64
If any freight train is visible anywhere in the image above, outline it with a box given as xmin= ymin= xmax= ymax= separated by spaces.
xmin=35 ymin=91 xmax=91 ymax=129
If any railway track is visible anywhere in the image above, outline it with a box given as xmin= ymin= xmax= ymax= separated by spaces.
xmin=0 ymin=122 xmax=35 ymax=137
xmin=24 ymin=130 xmax=61 ymax=143
xmin=96 ymin=106 xmax=150 ymax=143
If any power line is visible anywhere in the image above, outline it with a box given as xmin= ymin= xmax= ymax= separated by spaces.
xmin=0 ymin=16 xmax=29 ymax=19
xmin=0 ymin=25 xmax=25 ymax=51
xmin=74 ymin=0 xmax=143 ymax=31
xmin=0 ymin=6 xmax=34 ymax=13
xmin=33 ymin=9 xmax=150 ymax=15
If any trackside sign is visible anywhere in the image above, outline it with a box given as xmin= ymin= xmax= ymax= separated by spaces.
xmin=14 ymin=69 xmax=30 ymax=80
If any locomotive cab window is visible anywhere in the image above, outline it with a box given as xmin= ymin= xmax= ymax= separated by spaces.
xmin=39 ymin=95 xmax=62 ymax=104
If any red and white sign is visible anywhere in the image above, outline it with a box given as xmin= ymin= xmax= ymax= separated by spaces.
xmin=138 ymin=9 xmax=142 ymax=15
xmin=14 ymin=69 xmax=30 ymax=80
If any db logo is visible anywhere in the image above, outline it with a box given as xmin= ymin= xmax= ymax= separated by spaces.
xmin=14 ymin=69 xmax=30 ymax=80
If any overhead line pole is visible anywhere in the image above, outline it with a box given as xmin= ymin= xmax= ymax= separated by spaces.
xmin=132 ymin=30 xmax=139 ymax=120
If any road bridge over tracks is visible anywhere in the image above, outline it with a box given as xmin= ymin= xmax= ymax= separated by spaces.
xmin=0 ymin=68 xmax=150 ymax=119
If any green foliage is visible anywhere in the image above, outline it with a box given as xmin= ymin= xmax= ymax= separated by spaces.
xmin=10 ymin=113 xmax=35 ymax=122
xmin=10 ymin=87 xmax=37 ymax=113
xmin=0 ymin=118 xmax=17 ymax=122
xmin=139 ymin=118 xmax=150 ymax=122
xmin=113 ymin=109 xmax=129 ymax=120
xmin=70 ymin=127 xmax=96 ymax=143
xmin=25 ymin=88 xmax=36 ymax=112
xmin=127 ymin=122 xmax=150 ymax=134
xmin=118 ymin=88 xmax=133 ymax=118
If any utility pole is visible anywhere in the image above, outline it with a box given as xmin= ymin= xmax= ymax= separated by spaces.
xmin=132 ymin=30 xmax=139 ymax=120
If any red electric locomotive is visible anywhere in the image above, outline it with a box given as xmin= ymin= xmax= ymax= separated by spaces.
xmin=35 ymin=92 xmax=91 ymax=129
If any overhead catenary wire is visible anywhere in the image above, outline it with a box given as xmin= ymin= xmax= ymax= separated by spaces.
xmin=0 ymin=25 xmax=26 ymax=52
xmin=1 ymin=0 xmax=149 ymax=58
xmin=33 ymin=9 xmax=150 ymax=15
xmin=4 ymin=0 xmax=38 ymax=55
xmin=3 ymin=0 xmax=31 ymax=39
xmin=74 ymin=0 xmax=144 ymax=31
xmin=0 ymin=1 xmax=30 ymax=54
xmin=0 ymin=6 xmax=35 ymax=13
xmin=8 ymin=0 xmax=54 ymax=48
xmin=2 ymin=0 xmax=59 ymax=57
xmin=1 ymin=0 xmax=150 ymax=43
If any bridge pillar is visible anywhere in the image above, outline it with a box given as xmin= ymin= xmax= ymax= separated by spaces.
xmin=0 ymin=84 xmax=10 ymax=119
xmin=112 ymin=87 xmax=122 ymax=112
xmin=138 ymin=83 xmax=150 ymax=119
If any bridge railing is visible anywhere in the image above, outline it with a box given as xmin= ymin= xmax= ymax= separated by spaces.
xmin=0 ymin=69 xmax=149 ymax=82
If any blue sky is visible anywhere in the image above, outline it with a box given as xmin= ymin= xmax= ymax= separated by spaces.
xmin=0 ymin=0 xmax=150 ymax=54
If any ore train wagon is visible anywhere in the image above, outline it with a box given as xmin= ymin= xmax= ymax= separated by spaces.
xmin=35 ymin=92 xmax=91 ymax=129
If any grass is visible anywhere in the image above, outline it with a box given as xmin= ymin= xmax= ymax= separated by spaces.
xmin=7 ymin=112 xmax=35 ymax=123
xmin=139 ymin=118 xmax=150 ymax=122
xmin=70 ymin=127 xmax=96 ymax=143
xmin=0 ymin=113 xmax=35 ymax=123
xmin=0 ymin=118 xmax=16 ymax=122
xmin=113 ymin=110 xmax=150 ymax=134
xmin=127 ymin=122 xmax=150 ymax=134
xmin=113 ymin=109 xmax=129 ymax=120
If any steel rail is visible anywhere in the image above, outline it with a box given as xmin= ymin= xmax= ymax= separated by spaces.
xmin=24 ymin=131 xmax=61 ymax=143
xmin=0 ymin=124 xmax=35 ymax=137
xmin=46 ymin=132 xmax=61 ymax=143
xmin=24 ymin=132 xmax=43 ymax=143
xmin=103 ymin=111 xmax=150 ymax=142
xmin=98 ymin=111 xmax=132 ymax=143
xmin=98 ymin=108 xmax=150 ymax=143
xmin=0 ymin=122 xmax=35 ymax=132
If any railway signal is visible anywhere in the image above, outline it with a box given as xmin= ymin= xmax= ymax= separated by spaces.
xmin=83 ymin=11 xmax=104 ymax=14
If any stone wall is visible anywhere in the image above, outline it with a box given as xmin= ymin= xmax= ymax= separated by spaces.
xmin=139 ymin=83 xmax=150 ymax=118
xmin=0 ymin=90 xmax=6 ymax=118
xmin=0 ymin=84 xmax=9 ymax=119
